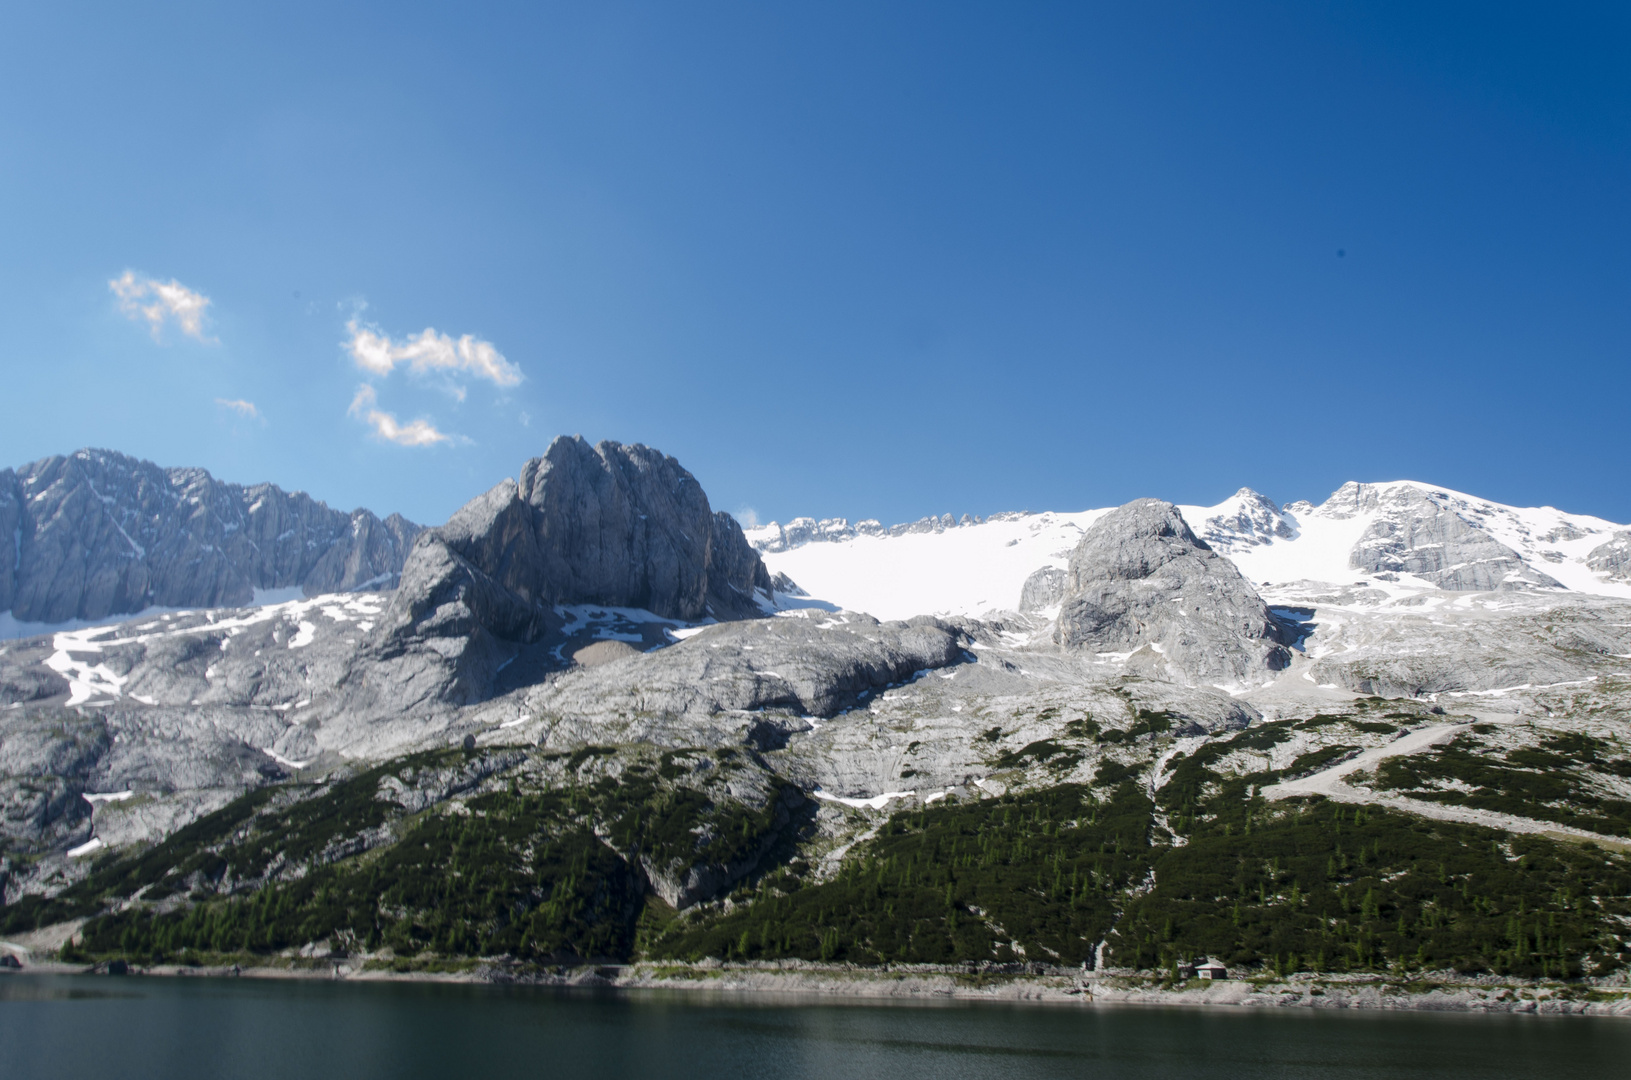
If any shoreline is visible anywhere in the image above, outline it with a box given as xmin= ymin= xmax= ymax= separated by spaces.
xmin=6 ymin=956 xmax=1631 ymax=1016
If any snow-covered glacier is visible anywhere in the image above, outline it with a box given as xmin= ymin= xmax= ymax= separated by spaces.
xmin=744 ymin=481 xmax=1631 ymax=622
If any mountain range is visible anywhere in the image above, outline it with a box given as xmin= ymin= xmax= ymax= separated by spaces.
xmin=2 ymin=439 xmax=1629 ymax=990
xmin=0 ymin=449 xmax=421 ymax=636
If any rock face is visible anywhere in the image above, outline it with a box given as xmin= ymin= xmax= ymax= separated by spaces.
xmin=1187 ymin=488 xmax=1296 ymax=552
xmin=365 ymin=438 xmax=773 ymax=706
xmin=1320 ymin=482 xmax=1561 ymax=591
xmin=0 ymin=698 xmax=300 ymax=862
xmin=0 ymin=449 xmax=420 ymax=626
xmin=1053 ymin=500 xmax=1292 ymax=685
xmin=1018 ymin=566 xmax=1067 ymax=613
xmin=514 ymin=437 xmax=768 ymax=619
xmin=1588 ymin=532 xmax=1631 ymax=582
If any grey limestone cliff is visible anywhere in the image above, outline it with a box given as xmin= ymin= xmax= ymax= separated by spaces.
xmin=1190 ymin=488 xmax=1296 ymax=551
xmin=1320 ymin=482 xmax=1561 ymax=591
xmin=1053 ymin=499 xmax=1293 ymax=685
xmin=1588 ymin=532 xmax=1631 ymax=582
xmin=0 ymin=449 xmax=420 ymax=626
xmin=1018 ymin=566 xmax=1067 ymax=613
xmin=362 ymin=437 xmax=774 ymax=708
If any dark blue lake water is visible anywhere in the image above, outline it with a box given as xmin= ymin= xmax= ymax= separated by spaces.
xmin=3 ymin=974 xmax=1628 ymax=1080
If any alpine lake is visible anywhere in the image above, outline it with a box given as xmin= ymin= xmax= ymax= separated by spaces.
xmin=3 ymin=973 xmax=1629 ymax=1080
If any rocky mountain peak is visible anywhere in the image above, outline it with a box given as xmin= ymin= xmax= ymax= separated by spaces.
xmin=511 ymin=436 xmax=737 ymax=619
xmin=369 ymin=437 xmax=773 ymax=706
xmin=1186 ymin=487 xmax=1296 ymax=552
xmin=1315 ymin=480 xmax=1386 ymax=520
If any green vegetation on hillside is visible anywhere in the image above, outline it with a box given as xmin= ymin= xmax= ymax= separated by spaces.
xmin=654 ymin=782 xmax=1155 ymax=966
xmin=17 ymin=744 xmax=803 ymax=967
xmin=1375 ymin=732 xmax=1631 ymax=838
xmin=1130 ymin=724 xmax=1631 ymax=978
xmin=66 ymin=786 xmax=647 ymax=965
xmin=1119 ymin=794 xmax=1631 ymax=978
xmin=8 ymin=722 xmax=1630 ymax=980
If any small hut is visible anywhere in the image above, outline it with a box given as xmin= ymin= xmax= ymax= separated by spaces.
xmin=1195 ymin=960 xmax=1228 ymax=980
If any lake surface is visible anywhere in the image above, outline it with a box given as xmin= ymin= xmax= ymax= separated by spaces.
xmin=3 ymin=974 xmax=1629 ymax=1080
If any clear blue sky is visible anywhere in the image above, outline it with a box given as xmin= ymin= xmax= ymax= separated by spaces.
xmin=2 ymin=2 xmax=1626 ymax=527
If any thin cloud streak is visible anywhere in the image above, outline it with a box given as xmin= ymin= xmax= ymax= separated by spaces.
xmin=110 ymin=271 xmax=213 ymax=342
xmin=345 ymin=319 xmax=521 ymax=387
xmin=348 ymin=384 xmax=451 ymax=447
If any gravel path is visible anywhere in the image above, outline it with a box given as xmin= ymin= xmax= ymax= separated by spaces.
xmin=1261 ymin=717 xmax=1631 ymax=848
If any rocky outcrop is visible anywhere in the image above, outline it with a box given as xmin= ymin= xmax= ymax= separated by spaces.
xmin=365 ymin=438 xmax=774 ymax=707
xmin=0 ymin=470 xmax=20 ymax=615
xmin=0 ymin=637 xmax=68 ymax=705
xmin=0 ymin=709 xmax=109 ymax=854
xmin=1188 ymin=488 xmax=1295 ymax=552
xmin=1588 ymin=532 xmax=1631 ymax=582
xmin=0 ymin=449 xmax=420 ymax=626
xmin=524 ymin=612 xmax=968 ymax=744
xmin=0 ymin=696 xmax=301 ymax=857
xmin=1053 ymin=500 xmax=1293 ymax=685
xmin=1319 ymin=482 xmax=1560 ymax=592
xmin=1018 ymin=566 xmax=1067 ymax=613
xmin=705 ymin=510 xmax=775 ymax=617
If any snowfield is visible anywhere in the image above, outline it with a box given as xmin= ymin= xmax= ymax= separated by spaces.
xmin=748 ymin=481 xmax=1631 ymax=622
xmin=753 ymin=510 xmax=1105 ymax=622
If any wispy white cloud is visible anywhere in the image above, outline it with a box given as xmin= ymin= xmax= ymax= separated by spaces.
xmin=215 ymin=398 xmax=262 ymax=421
xmin=734 ymin=507 xmax=761 ymax=529
xmin=110 ymin=271 xmax=214 ymax=342
xmin=344 ymin=319 xmax=521 ymax=387
xmin=347 ymin=384 xmax=450 ymax=447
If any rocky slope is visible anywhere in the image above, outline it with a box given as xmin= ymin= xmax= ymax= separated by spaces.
xmin=0 ymin=448 xmax=420 ymax=631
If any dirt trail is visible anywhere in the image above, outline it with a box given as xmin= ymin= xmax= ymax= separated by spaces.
xmin=1261 ymin=717 xmax=1631 ymax=849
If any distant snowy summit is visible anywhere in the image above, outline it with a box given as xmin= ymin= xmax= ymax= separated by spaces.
xmin=745 ymin=481 xmax=1631 ymax=622
xmin=747 ymin=510 xmax=1014 ymax=552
